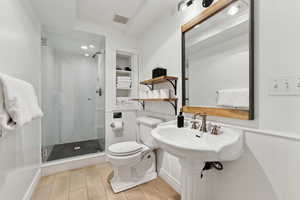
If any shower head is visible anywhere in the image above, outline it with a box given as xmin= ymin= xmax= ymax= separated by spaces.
xmin=92 ymin=50 xmax=105 ymax=58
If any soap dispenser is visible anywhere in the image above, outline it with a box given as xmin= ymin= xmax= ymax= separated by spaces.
xmin=177 ymin=109 xmax=184 ymax=128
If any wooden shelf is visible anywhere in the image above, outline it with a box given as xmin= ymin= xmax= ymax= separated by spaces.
xmin=132 ymin=98 xmax=178 ymax=115
xmin=140 ymin=76 xmax=178 ymax=85
xmin=132 ymin=98 xmax=177 ymax=102
xmin=117 ymin=87 xmax=131 ymax=90
xmin=140 ymin=76 xmax=178 ymax=96
xmin=137 ymin=76 xmax=178 ymax=115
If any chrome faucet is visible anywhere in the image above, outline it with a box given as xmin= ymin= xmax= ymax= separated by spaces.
xmin=192 ymin=113 xmax=208 ymax=132
xmin=199 ymin=114 xmax=207 ymax=132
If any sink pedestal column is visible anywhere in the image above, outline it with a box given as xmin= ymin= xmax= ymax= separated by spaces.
xmin=180 ymin=159 xmax=206 ymax=200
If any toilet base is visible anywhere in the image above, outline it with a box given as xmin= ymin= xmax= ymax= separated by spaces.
xmin=108 ymin=150 xmax=157 ymax=193
xmin=110 ymin=171 xmax=157 ymax=193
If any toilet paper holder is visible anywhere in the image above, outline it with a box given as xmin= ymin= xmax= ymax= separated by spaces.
xmin=110 ymin=121 xmax=124 ymax=128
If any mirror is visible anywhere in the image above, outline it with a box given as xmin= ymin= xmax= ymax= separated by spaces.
xmin=182 ymin=0 xmax=254 ymax=120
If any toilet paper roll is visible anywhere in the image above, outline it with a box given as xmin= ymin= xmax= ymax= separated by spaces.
xmin=110 ymin=121 xmax=123 ymax=131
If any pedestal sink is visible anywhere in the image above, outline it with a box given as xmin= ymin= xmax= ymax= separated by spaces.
xmin=151 ymin=123 xmax=243 ymax=200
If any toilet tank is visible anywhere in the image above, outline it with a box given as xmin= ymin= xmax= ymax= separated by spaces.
xmin=137 ymin=116 xmax=163 ymax=148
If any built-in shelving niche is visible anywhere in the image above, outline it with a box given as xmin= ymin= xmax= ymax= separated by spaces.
xmin=115 ymin=50 xmax=138 ymax=110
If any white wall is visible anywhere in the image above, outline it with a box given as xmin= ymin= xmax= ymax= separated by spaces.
xmin=0 ymin=0 xmax=41 ymax=199
xmin=138 ymin=0 xmax=300 ymax=200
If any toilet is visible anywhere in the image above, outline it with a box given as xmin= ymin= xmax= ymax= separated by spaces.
xmin=107 ymin=116 xmax=163 ymax=193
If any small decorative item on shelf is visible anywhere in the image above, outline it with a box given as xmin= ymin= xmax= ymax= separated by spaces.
xmin=124 ymin=67 xmax=131 ymax=71
xmin=160 ymin=89 xmax=170 ymax=99
xmin=152 ymin=67 xmax=167 ymax=79
xmin=152 ymin=90 xmax=160 ymax=98
xmin=148 ymin=90 xmax=154 ymax=98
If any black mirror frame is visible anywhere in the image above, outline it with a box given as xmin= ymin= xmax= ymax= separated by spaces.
xmin=181 ymin=0 xmax=254 ymax=120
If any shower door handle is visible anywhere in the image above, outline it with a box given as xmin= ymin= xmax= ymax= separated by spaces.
xmin=96 ymin=88 xmax=102 ymax=96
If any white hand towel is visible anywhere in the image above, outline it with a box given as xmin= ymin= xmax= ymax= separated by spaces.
xmin=0 ymin=73 xmax=43 ymax=130
xmin=217 ymin=88 xmax=249 ymax=109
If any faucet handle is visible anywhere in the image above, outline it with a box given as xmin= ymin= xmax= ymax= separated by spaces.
xmin=190 ymin=120 xmax=200 ymax=129
xmin=211 ymin=125 xmax=221 ymax=135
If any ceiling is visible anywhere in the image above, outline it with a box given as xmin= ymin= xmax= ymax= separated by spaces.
xmin=44 ymin=30 xmax=105 ymax=57
xmin=30 ymin=0 xmax=180 ymax=37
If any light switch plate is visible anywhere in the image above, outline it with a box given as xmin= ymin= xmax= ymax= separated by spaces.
xmin=269 ymin=75 xmax=300 ymax=96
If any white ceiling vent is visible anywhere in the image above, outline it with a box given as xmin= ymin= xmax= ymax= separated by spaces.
xmin=113 ymin=14 xmax=129 ymax=24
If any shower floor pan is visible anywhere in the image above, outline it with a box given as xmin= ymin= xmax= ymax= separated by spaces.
xmin=47 ymin=139 xmax=105 ymax=161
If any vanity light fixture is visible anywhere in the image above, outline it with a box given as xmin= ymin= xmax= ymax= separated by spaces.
xmin=178 ymin=0 xmax=195 ymax=11
xmin=81 ymin=45 xmax=88 ymax=50
xmin=227 ymin=5 xmax=240 ymax=16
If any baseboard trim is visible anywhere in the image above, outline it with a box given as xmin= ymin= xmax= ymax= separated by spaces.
xmin=41 ymin=153 xmax=107 ymax=176
xmin=22 ymin=169 xmax=41 ymax=200
xmin=158 ymin=168 xmax=181 ymax=193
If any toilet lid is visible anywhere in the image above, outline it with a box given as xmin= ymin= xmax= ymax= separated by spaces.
xmin=108 ymin=141 xmax=144 ymax=156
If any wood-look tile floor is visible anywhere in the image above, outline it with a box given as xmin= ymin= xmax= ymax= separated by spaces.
xmin=32 ymin=163 xmax=180 ymax=200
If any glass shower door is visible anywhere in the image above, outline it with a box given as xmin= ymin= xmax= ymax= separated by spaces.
xmin=59 ymin=54 xmax=98 ymax=143
xmin=41 ymin=31 xmax=105 ymax=162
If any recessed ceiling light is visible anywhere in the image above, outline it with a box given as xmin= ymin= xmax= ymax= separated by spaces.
xmin=227 ymin=5 xmax=240 ymax=16
xmin=84 ymin=53 xmax=90 ymax=57
xmin=89 ymin=44 xmax=95 ymax=49
xmin=81 ymin=45 xmax=88 ymax=50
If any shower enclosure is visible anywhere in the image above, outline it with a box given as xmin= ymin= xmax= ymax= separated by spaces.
xmin=41 ymin=31 xmax=105 ymax=162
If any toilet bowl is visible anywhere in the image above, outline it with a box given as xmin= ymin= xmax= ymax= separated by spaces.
xmin=107 ymin=117 xmax=163 ymax=193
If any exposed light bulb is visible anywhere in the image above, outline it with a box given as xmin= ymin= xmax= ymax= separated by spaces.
xmin=193 ymin=24 xmax=200 ymax=29
xmin=178 ymin=0 xmax=194 ymax=11
xmin=84 ymin=53 xmax=90 ymax=57
xmin=81 ymin=45 xmax=88 ymax=50
xmin=227 ymin=5 xmax=240 ymax=16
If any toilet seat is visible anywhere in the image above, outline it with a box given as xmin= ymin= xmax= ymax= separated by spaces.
xmin=108 ymin=141 xmax=144 ymax=156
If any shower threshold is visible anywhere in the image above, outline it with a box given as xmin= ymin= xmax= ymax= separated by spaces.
xmin=46 ymin=139 xmax=105 ymax=162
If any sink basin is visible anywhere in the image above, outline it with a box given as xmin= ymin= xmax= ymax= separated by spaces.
xmin=151 ymin=125 xmax=243 ymax=162
xmin=151 ymin=123 xmax=243 ymax=200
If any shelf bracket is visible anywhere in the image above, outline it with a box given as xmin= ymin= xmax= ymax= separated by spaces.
xmin=145 ymin=84 xmax=153 ymax=90
xmin=138 ymin=100 xmax=145 ymax=110
xmin=166 ymin=79 xmax=177 ymax=95
xmin=167 ymin=99 xmax=178 ymax=115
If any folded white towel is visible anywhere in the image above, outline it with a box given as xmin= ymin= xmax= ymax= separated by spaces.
xmin=117 ymin=76 xmax=131 ymax=79
xmin=117 ymin=83 xmax=131 ymax=86
xmin=0 ymin=73 xmax=43 ymax=130
xmin=117 ymin=79 xmax=131 ymax=82
xmin=217 ymin=88 xmax=249 ymax=109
